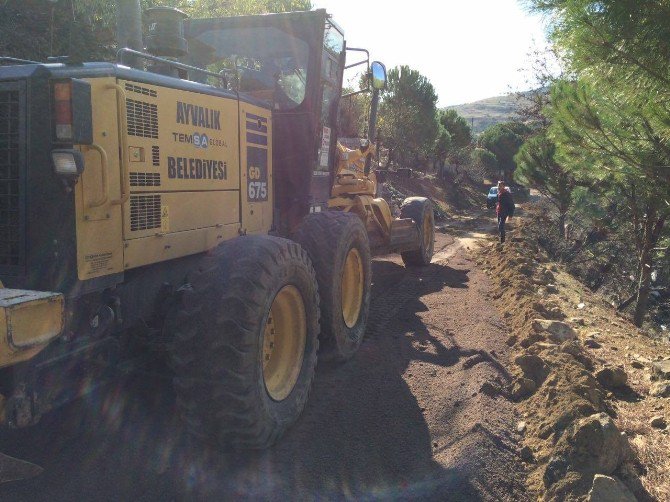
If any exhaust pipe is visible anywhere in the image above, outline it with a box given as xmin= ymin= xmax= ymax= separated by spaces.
xmin=116 ymin=0 xmax=143 ymax=68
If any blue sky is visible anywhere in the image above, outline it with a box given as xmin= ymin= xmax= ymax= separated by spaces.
xmin=313 ymin=0 xmax=550 ymax=106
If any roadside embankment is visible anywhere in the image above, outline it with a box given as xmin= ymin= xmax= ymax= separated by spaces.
xmin=476 ymin=221 xmax=669 ymax=501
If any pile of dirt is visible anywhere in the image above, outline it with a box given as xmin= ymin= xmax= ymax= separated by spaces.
xmin=381 ymin=170 xmax=483 ymax=221
xmin=476 ymin=221 xmax=669 ymax=501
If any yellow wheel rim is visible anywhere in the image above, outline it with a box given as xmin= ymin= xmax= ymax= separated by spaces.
xmin=263 ymin=285 xmax=306 ymax=401
xmin=423 ymin=211 xmax=434 ymax=251
xmin=341 ymin=247 xmax=364 ymax=329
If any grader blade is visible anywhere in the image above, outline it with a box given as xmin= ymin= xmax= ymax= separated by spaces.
xmin=388 ymin=218 xmax=420 ymax=252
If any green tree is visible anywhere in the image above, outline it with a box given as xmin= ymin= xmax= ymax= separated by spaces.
xmin=525 ymin=0 xmax=670 ymax=326
xmin=525 ymin=0 xmax=670 ymax=144
xmin=514 ymin=132 xmax=574 ymax=235
xmin=380 ymin=65 xmax=439 ymax=168
xmin=471 ymin=147 xmax=499 ymax=179
xmin=0 ymin=0 xmax=115 ymax=62
xmin=433 ymin=126 xmax=452 ymax=169
xmin=0 ymin=0 xmax=312 ymax=62
xmin=478 ymin=122 xmax=528 ymax=181
xmin=185 ymin=0 xmax=311 ymax=17
xmin=338 ymin=73 xmax=373 ymax=139
xmin=548 ymin=79 xmax=670 ymax=326
xmin=438 ymin=109 xmax=472 ymax=152
xmin=338 ymin=83 xmax=372 ymax=139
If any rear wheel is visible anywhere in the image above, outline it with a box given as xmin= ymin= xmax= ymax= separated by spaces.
xmin=400 ymin=197 xmax=435 ymax=266
xmin=294 ymin=211 xmax=372 ymax=362
xmin=169 ymin=235 xmax=319 ymax=449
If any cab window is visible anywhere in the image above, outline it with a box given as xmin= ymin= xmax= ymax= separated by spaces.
xmin=189 ymin=26 xmax=309 ymax=110
xmin=321 ymin=22 xmax=344 ymax=124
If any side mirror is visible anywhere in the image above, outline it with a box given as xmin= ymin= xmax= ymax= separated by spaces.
xmin=370 ymin=61 xmax=387 ymax=90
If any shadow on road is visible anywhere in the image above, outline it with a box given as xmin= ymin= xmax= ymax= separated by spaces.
xmin=0 ymin=256 xmax=499 ymax=501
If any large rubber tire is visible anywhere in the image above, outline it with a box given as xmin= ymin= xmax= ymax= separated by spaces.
xmin=400 ymin=197 xmax=435 ymax=266
xmin=294 ymin=211 xmax=372 ymax=362
xmin=169 ymin=235 xmax=319 ymax=449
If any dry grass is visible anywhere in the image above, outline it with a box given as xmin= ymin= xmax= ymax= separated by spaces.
xmin=619 ymin=400 xmax=670 ymax=501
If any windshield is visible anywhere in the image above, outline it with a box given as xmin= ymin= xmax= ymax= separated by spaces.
xmin=189 ymin=26 xmax=309 ymax=110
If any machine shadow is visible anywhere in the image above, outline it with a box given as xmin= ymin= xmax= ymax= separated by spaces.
xmin=0 ymin=258 xmax=488 ymax=501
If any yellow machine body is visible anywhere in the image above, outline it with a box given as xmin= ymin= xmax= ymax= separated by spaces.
xmin=0 ymin=71 xmax=277 ymax=426
xmin=74 ymin=78 xmax=273 ymax=280
xmin=0 ymin=9 xmax=429 ymax=450
xmin=329 ymin=141 xmax=395 ymax=242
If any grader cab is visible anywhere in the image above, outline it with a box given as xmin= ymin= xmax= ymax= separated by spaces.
xmin=0 ymin=5 xmax=435 ymax=456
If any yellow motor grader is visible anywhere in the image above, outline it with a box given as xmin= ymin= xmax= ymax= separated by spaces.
xmin=0 ymin=2 xmax=435 ymax=456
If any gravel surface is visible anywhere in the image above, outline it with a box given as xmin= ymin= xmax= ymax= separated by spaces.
xmin=0 ymin=231 xmax=527 ymax=501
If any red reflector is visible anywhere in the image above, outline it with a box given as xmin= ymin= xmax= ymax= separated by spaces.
xmin=53 ymin=81 xmax=73 ymax=141
xmin=54 ymin=100 xmax=71 ymax=122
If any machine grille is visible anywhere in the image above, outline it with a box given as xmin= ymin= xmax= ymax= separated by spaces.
xmin=152 ymin=145 xmax=160 ymax=166
xmin=0 ymin=88 xmax=22 ymax=268
xmin=124 ymin=83 xmax=158 ymax=98
xmin=130 ymin=172 xmax=161 ymax=187
xmin=126 ymin=99 xmax=158 ymax=139
xmin=130 ymin=195 xmax=161 ymax=231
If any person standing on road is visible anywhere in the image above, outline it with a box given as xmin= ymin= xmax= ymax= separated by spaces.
xmin=496 ymin=180 xmax=515 ymax=243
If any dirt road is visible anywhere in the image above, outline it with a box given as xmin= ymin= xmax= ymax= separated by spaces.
xmin=0 ymin=220 xmax=527 ymax=501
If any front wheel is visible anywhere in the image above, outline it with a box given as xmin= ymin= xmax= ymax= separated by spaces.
xmin=169 ymin=235 xmax=320 ymax=449
xmin=400 ymin=197 xmax=435 ymax=266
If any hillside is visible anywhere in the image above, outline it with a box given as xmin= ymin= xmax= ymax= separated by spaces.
xmin=446 ymin=93 xmax=529 ymax=134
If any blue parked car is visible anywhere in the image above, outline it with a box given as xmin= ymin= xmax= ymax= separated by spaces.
xmin=486 ymin=186 xmax=498 ymax=208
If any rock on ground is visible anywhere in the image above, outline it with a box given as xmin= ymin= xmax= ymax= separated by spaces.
xmin=546 ymin=284 xmax=559 ymax=294
xmin=556 ymin=413 xmax=630 ymax=478
xmin=511 ymin=377 xmax=536 ymax=400
xmin=560 ymin=341 xmax=595 ymax=371
xmin=649 ymin=382 xmax=670 ymax=398
xmin=652 ymin=360 xmax=670 ymax=380
xmin=650 ymin=416 xmax=667 ymax=429
xmin=462 ymin=353 xmax=486 ymax=369
xmin=531 ymin=319 xmax=576 ymax=344
xmin=588 ymin=474 xmax=636 ymax=502
xmin=519 ymin=446 xmax=534 ymax=463
xmin=514 ymin=354 xmax=549 ymax=384
xmin=595 ymin=366 xmax=628 ymax=389
xmin=584 ymin=339 xmax=602 ymax=349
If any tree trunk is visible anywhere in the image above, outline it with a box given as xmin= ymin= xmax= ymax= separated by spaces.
xmin=633 ymin=237 xmax=654 ymax=326
xmin=385 ymin=148 xmax=394 ymax=168
xmin=633 ymin=211 xmax=666 ymax=326
xmin=558 ymin=212 xmax=566 ymax=239
xmin=557 ymin=196 xmax=570 ymax=239
xmin=592 ymin=256 xmax=615 ymax=292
